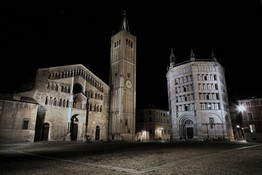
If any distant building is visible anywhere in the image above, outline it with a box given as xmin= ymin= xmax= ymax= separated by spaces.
xmin=166 ymin=49 xmax=234 ymax=141
xmin=0 ymin=11 xmax=136 ymax=142
xmin=0 ymin=94 xmax=39 ymax=142
xmin=236 ymin=97 xmax=262 ymax=142
xmin=136 ymin=107 xmax=172 ymax=142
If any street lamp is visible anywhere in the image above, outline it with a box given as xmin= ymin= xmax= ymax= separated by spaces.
xmin=236 ymin=104 xmax=246 ymax=139
xmin=237 ymin=104 xmax=246 ymax=113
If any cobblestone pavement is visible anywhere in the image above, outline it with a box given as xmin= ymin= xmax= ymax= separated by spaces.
xmin=0 ymin=141 xmax=262 ymax=175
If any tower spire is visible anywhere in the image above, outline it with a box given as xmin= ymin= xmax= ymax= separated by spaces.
xmin=190 ymin=48 xmax=195 ymax=61
xmin=211 ymin=49 xmax=217 ymax=61
xmin=169 ymin=48 xmax=175 ymax=68
xmin=120 ymin=10 xmax=130 ymax=32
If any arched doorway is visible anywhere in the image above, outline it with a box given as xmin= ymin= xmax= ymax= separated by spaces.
xmin=95 ymin=126 xmax=100 ymax=140
xmin=42 ymin=123 xmax=49 ymax=141
xmin=185 ymin=120 xmax=194 ymax=139
xmin=70 ymin=117 xmax=79 ymax=141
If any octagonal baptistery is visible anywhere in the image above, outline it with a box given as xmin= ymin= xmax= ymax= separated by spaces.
xmin=166 ymin=49 xmax=234 ymax=141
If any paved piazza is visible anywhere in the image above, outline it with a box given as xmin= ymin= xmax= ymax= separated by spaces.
xmin=0 ymin=141 xmax=262 ymax=175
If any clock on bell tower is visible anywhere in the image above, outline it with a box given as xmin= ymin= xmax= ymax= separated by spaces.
xmin=109 ymin=10 xmax=136 ymax=141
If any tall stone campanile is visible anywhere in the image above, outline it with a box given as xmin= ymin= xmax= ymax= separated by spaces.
xmin=109 ymin=11 xmax=136 ymax=141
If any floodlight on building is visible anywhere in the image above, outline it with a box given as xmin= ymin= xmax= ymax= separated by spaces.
xmin=237 ymin=105 xmax=246 ymax=112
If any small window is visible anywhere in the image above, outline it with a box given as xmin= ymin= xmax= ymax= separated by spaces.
xmin=247 ymin=113 xmax=253 ymax=120
xmin=209 ymin=117 xmax=214 ymax=129
xmin=22 ymin=119 xmax=29 ymax=130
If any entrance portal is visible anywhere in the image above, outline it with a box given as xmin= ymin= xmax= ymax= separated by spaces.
xmin=70 ymin=117 xmax=79 ymax=141
xmin=185 ymin=120 xmax=194 ymax=139
xmin=95 ymin=126 xmax=100 ymax=140
xmin=187 ymin=127 xmax=194 ymax=139
xmin=42 ymin=123 xmax=49 ymax=141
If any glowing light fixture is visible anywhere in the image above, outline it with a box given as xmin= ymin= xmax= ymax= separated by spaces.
xmin=237 ymin=105 xmax=246 ymax=112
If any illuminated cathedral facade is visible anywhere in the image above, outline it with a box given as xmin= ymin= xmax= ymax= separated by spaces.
xmin=0 ymin=12 xmax=136 ymax=142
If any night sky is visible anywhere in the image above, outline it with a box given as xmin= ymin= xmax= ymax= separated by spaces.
xmin=1 ymin=2 xmax=262 ymax=110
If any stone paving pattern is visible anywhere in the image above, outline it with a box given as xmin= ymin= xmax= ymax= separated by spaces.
xmin=0 ymin=141 xmax=261 ymax=175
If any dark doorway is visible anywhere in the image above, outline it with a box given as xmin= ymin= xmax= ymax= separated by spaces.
xmin=95 ymin=126 xmax=100 ymax=140
xmin=187 ymin=127 xmax=194 ymax=139
xmin=70 ymin=117 xmax=78 ymax=141
xmin=42 ymin=123 xmax=49 ymax=141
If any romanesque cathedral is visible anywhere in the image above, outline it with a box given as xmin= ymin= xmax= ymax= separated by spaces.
xmin=0 ymin=12 xmax=233 ymax=143
xmin=0 ymin=12 xmax=136 ymax=142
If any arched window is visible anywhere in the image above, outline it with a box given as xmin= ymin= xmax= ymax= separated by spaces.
xmin=73 ymin=97 xmax=77 ymax=108
xmin=89 ymin=104 xmax=92 ymax=111
xmin=45 ymin=96 xmax=48 ymax=105
xmin=66 ymin=100 xmax=69 ymax=108
xmin=63 ymin=99 xmax=66 ymax=107
xmin=49 ymin=97 xmax=53 ymax=105
xmin=73 ymin=83 xmax=83 ymax=94
xmin=53 ymin=98 xmax=57 ymax=106
xmin=96 ymin=105 xmax=99 ymax=112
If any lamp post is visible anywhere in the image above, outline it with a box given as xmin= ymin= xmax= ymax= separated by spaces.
xmin=237 ymin=104 xmax=246 ymax=139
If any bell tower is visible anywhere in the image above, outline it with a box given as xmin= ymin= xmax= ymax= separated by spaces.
xmin=109 ymin=11 xmax=136 ymax=141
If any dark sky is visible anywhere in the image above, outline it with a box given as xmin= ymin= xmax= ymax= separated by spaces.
xmin=1 ymin=1 xmax=262 ymax=110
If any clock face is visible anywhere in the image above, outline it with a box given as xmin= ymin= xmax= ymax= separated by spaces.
xmin=125 ymin=80 xmax=132 ymax=89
